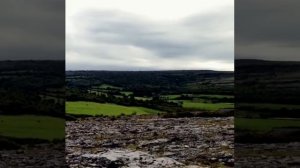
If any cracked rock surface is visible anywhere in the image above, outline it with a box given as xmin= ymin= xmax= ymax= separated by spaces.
xmin=0 ymin=143 xmax=65 ymax=168
xmin=235 ymin=143 xmax=300 ymax=168
xmin=66 ymin=116 xmax=234 ymax=167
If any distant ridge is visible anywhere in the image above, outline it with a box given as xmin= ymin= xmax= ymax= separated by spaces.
xmin=236 ymin=59 xmax=300 ymax=64
xmin=66 ymin=70 xmax=233 ymax=73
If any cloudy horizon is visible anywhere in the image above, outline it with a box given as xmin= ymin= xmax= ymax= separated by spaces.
xmin=66 ymin=0 xmax=234 ymax=71
xmin=236 ymin=0 xmax=300 ymax=61
xmin=0 ymin=0 xmax=64 ymax=61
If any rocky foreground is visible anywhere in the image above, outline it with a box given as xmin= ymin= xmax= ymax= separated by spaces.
xmin=0 ymin=143 xmax=65 ymax=167
xmin=66 ymin=116 xmax=234 ymax=167
xmin=235 ymin=143 xmax=300 ymax=168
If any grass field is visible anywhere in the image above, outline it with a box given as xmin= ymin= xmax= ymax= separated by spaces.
xmin=0 ymin=115 xmax=64 ymax=140
xmin=179 ymin=100 xmax=233 ymax=111
xmin=97 ymin=84 xmax=122 ymax=89
xmin=66 ymin=101 xmax=162 ymax=116
xmin=135 ymin=97 xmax=152 ymax=101
xmin=238 ymin=103 xmax=300 ymax=110
xmin=235 ymin=118 xmax=300 ymax=132
xmin=195 ymin=94 xmax=234 ymax=99
xmin=162 ymin=94 xmax=181 ymax=100
xmin=121 ymin=91 xmax=133 ymax=96
xmin=162 ymin=94 xmax=233 ymax=100
xmin=88 ymin=90 xmax=107 ymax=96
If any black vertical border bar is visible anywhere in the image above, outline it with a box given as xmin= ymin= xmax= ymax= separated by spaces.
xmin=0 ymin=0 xmax=66 ymax=167
xmin=235 ymin=0 xmax=300 ymax=167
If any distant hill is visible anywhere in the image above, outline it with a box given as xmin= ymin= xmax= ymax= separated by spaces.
xmin=66 ymin=70 xmax=234 ymax=95
xmin=236 ymin=59 xmax=300 ymax=69
xmin=236 ymin=59 xmax=300 ymax=103
xmin=236 ymin=59 xmax=300 ymax=118
xmin=0 ymin=60 xmax=64 ymax=117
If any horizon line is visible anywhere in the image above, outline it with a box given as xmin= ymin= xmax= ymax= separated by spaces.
xmin=66 ymin=69 xmax=234 ymax=72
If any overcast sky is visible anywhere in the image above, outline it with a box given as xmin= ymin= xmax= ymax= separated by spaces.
xmin=236 ymin=0 xmax=300 ymax=61
xmin=0 ymin=0 xmax=64 ymax=60
xmin=66 ymin=0 xmax=234 ymax=71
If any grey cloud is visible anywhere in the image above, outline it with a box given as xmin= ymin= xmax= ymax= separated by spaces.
xmin=236 ymin=0 xmax=300 ymax=61
xmin=183 ymin=7 xmax=233 ymax=32
xmin=77 ymin=12 xmax=196 ymax=57
xmin=0 ymin=0 xmax=65 ymax=60
xmin=69 ymin=8 xmax=233 ymax=60
xmin=67 ymin=7 xmax=233 ymax=70
xmin=69 ymin=62 xmax=157 ymax=71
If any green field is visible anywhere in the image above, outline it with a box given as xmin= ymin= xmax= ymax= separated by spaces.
xmin=98 ymin=84 xmax=122 ymax=89
xmin=179 ymin=100 xmax=233 ymax=111
xmin=121 ymin=91 xmax=133 ymax=96
xmin=162 ymin=94 xmax=233 ymax=100
xmin=195 ymin=94 xmax=234 ymax=99
xmin=135 ymin=97 xmax=152 ymax=101
xmin=162 ymin=94 xmax=181 ymax=99
xmin=235 ymin=118 xmax=300 ymax=132
xmin=0 ymin=115 xmax=64 ymax=140
xmin=66 ymin=101 xmax=162 ymax=116
xmin=238 ymin=103 xmax=300 ymax=110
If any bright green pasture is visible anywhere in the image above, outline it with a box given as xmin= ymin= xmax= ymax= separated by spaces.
xmin=235 ymin=118 xmax=300 ymax=132
xmin=66 ymin=101 xmax=161 ymax=116
xmin=181 ymin=100 xmax=233 ymax=111
xmin=0 ymin=115 xmax=64 ymax=140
